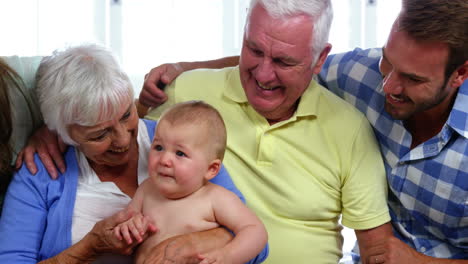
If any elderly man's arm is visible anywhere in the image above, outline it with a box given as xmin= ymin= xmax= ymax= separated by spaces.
xmin=362 ymin=228 xmax=468 ymax=264
xmin=355 ymin=222 xmax=393 ymax=264
xmin=140 ymin=228 xmax=233 ymax=264
xmin=141 ymin=228 xmax=267 ymax=264
xmin=137 ymin=56 xmax=239 ymax=117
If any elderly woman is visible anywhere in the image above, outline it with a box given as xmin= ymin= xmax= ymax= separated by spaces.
xmin=0 ymin=45 xmax=267 ymax=263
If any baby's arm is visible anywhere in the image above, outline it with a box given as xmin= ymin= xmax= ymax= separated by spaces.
xmin=200 ymin=186 xmax=268 ymax=264
xmin=114 ymin=180 xmax=157 ymax=244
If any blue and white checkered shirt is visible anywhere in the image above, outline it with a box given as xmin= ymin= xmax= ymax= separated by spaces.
xmin=319 ymin=48 xmax=468 ymax=259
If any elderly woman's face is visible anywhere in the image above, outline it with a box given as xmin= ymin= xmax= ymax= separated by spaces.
xmin=68 ymin=103 xmax=139 ymax=168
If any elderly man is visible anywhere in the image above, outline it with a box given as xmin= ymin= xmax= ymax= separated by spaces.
xmin=140 ymin=0 xmax=468 ymax=263
xmin=142 ymin=0 xmax=391 ymax=263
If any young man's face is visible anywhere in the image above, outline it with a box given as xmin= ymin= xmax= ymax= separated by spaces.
xmin=148 ymin=120 xmax=216 ymax=199
xmin=239 ymin=4 xmax=329 ymax=124
xmin=380 ymin=23 xmax=458 ymax=121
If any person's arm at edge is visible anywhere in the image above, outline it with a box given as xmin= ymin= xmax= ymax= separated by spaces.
xmin=341 ymin=114 xmax=390 ymax=263
xmin=137 ymin=56 xmax=240 ymax=117
xmin=0 ymin=161 xmax=101 ymax=264
xmin=355 ymin=222 xmax=393 ymax=264
xmin=362 ymin=225 xmax=468 ymax=264
xmin=38 ymin=234 xmax=103 ymax=264
xmin=0 ymin=157 xmax=138 ymax=263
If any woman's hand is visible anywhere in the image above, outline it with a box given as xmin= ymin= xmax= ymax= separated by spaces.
xmin=38 ymin=208 xmax=155 ymax=264
xmin=88 ymin=208 xmax=156 ymax=256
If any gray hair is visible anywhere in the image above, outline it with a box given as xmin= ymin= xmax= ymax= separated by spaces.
xmin=36 ymin=44 xmax=134 ymax=145
xmin=247 ymin=0 xmax=333 ymax=64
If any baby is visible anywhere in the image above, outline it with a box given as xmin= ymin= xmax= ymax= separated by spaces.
xmin=114 ymin=101 xmax=268 ymax=264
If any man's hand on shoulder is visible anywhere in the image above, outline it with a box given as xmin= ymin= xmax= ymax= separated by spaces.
xmin=15 ymin=125 xmax=67 ymax=179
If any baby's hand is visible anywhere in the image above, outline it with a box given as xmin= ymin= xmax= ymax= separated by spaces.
xmin=113 ymin=213 xmax=157 ymax=244
xmin=198 ymin=249 xmax=229 ymax=264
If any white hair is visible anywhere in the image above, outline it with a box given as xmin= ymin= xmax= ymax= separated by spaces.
xmin=36 ymin=44 xmax=134 ymax=145
xmin=247 ymin=0 xmax=333 ymax=64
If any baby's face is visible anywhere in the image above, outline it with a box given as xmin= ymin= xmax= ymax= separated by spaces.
xmin=148 ymin=120 xmax=214 ymax=199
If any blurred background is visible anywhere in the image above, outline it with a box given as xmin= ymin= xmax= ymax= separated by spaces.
xmin=0 ymin=0 xmax=401 ymax=262
xmin=1 ymin=0 xmax=400 ymax=94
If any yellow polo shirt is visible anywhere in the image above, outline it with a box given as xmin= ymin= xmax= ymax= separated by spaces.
xmin=146 ymin=67 xmax=390 ymax=264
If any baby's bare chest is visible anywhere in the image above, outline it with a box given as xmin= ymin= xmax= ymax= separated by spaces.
xmin=142 ymin=194 xmax=219 ymax=242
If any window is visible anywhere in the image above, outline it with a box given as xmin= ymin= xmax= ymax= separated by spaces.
xmin=1 ymin=0 xmax=400 ymax=95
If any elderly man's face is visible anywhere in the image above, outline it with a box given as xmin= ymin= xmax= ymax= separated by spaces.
xmin=68 ymin=102 xmax=139 ymax=168
xmin=239 ymin=4 xmax=325 ymax=124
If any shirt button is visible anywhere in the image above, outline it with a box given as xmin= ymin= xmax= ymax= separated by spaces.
xmin=420 ymin=247 xmax=426 ymax=252
xmin=398 ymin=161 xmax=405 ymax=165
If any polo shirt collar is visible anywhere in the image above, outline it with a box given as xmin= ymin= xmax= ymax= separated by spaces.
xmin=447 ymin=81 xmax=468 ymax=139
xmin=223 ymin=66 xmax=319 ymax=119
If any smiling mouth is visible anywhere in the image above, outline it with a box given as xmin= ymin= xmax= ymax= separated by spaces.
xmin=257 ymin=81 xmax=280 ymax=91
xmin=108 ymin=146 xmax=129 ymax=153
xmin=390 ymin=94 xmax=403 ymax=102
xmin=386 ymin=93 xmax=410 ymax=104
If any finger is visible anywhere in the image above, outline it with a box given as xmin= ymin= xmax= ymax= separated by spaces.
xmin=141 ymin=85 xmax=166 ymax=103
xmin=23 ymin=147 xmax=38 ymax=175
xmin=107 ymin=209 xmax=134 ymax=227
xmin=15 ymin=150 xmax=24 ymax=170
xmin=132 ymin=214 xmax=145 ymax=235
xmin=143 ymin=69 xmax=163 ymax=95
xmin=148 ymin=222 xmax=158 ymax=233
xmin=114 ymin=226 xmax=123 ymax=241
xmin=128 ymin=219 xmax=143 ymax=242
xmin=139 ymin=89 xmax=162 ymax=108
xmin=121 ymin=224 xmax=133 ymax=244
xmin=144 ymin=216 xmax=158 ymax=233
xmin=143 ymin=67 xmax=168 ymax=94
xmin=55 ymin=137 xmax=67 ymax=173
xmin=38 ymin=149 xmax=58 ymax=179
